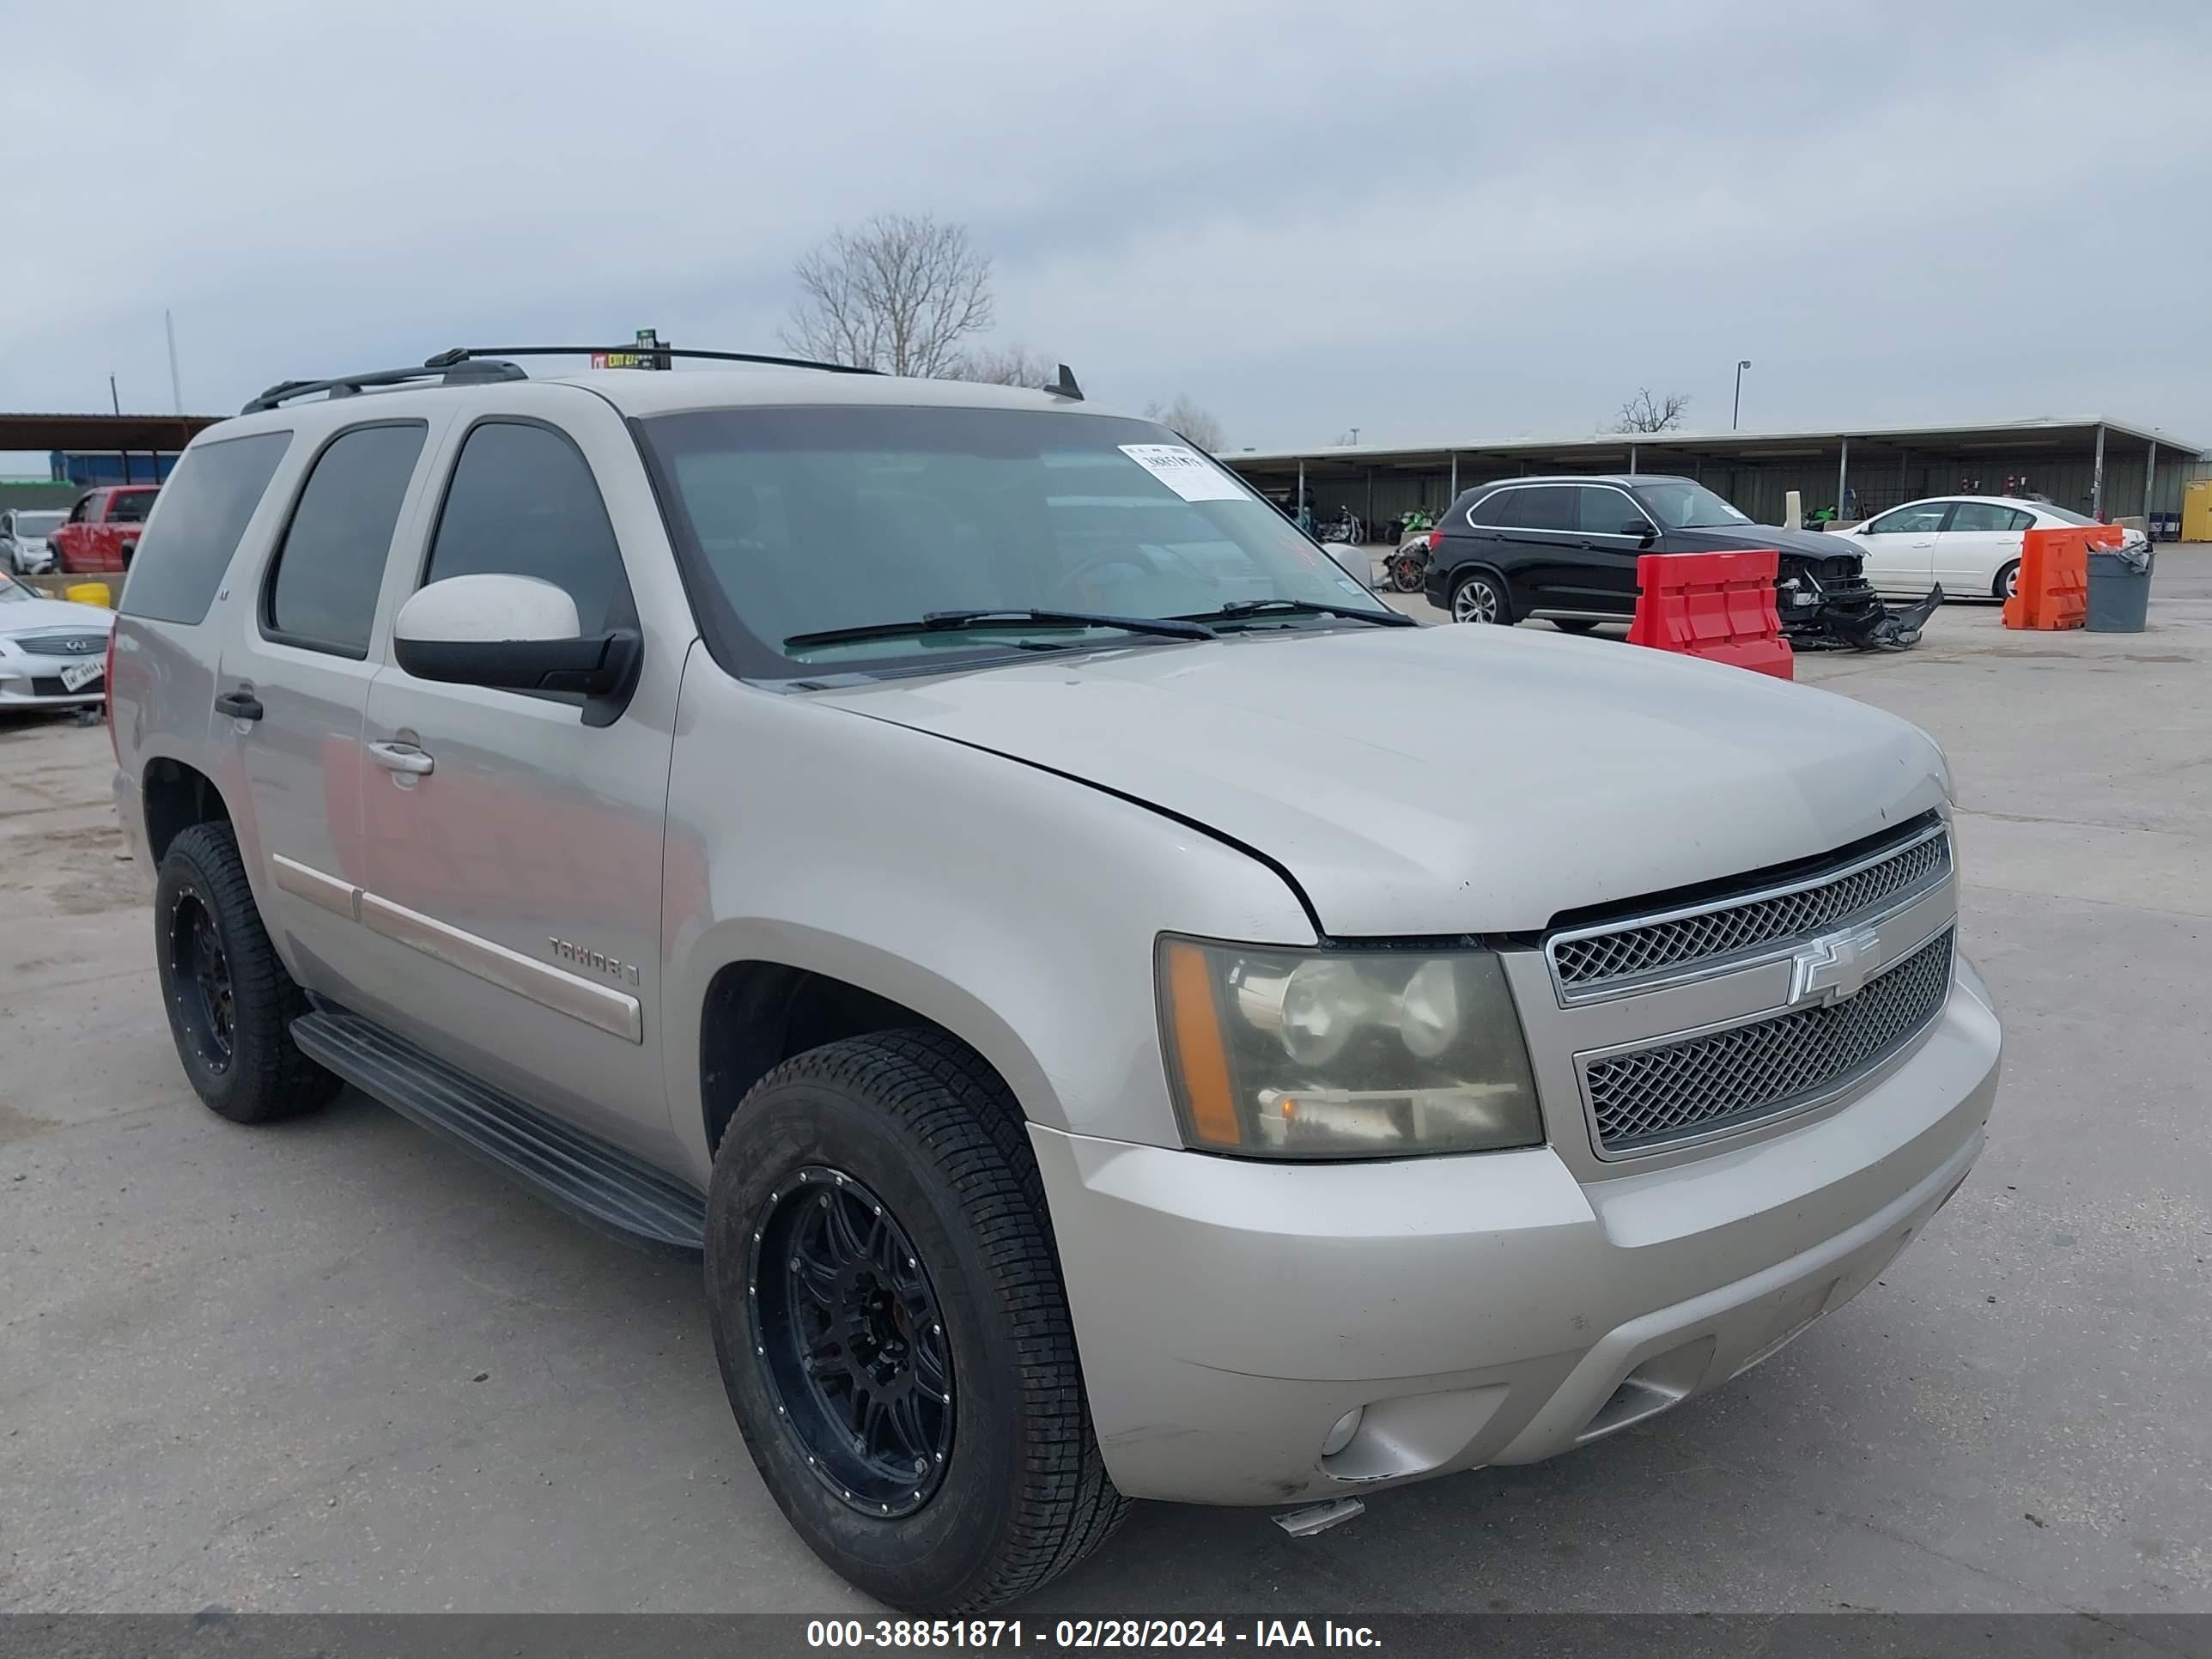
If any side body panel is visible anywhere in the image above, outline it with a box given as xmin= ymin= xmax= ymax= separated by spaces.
xmin=1931 ymin=521 xmax=2022 ymax=595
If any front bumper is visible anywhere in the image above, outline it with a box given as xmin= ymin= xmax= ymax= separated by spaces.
xmin=1035 ymin=963 xmax=2000 ymax=1506
xmin=0 ymin=664 xmax=104 ymax=708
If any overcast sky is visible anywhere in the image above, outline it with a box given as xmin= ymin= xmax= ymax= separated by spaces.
xmin=5 ymin=0 xmax=2210 ymax=461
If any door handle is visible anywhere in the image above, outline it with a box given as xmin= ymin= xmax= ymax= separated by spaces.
xmin=368 ymin=740 xmax=435 ymax=776
xmin=214 ymin=689 xmax=264 ymax=721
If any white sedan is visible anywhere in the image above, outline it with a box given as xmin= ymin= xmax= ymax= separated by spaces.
xmin=1832 ymin=495 xmax=2108 ymax=602
xmin=0 ymin=573 xmax=113 ymax=709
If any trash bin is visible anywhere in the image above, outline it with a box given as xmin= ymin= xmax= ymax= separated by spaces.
xmin=2085 ymin=542 xmax=2154 ymax=633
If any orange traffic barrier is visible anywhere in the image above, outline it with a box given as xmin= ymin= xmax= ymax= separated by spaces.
xmin=1626 ymin=550 xmax=1793 ymax=679
xmin=2002 ymin=526 xmax=2120 ymax=630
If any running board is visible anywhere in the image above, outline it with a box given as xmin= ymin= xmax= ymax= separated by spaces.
xmin=290 ymin=1008 xmax=707 ymax=1255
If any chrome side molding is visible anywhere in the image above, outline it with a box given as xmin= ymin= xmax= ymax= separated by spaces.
xmin=270 ymin=855 xmax=642 ymax=1043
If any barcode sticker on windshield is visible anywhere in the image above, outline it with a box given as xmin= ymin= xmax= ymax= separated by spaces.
xmin=1119 ymin=444 xmax=1245 ymax=502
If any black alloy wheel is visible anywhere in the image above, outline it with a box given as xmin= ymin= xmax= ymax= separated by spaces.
xmin=152 ymin=821 xmax=340 ymax=1123
xmin=751 ymin=1167 xmax=956 ymax=1518
xmin=167 ymin=885 xmax=235 ymax=1074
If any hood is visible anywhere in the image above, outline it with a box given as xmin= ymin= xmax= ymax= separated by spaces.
xmin=813 ymin=623 xmax=1948 ymax=936
xmin=1674 ymin=521 xmax=1866 ymax=562
xmin=0 ymin=594 xmax=117 ymax=635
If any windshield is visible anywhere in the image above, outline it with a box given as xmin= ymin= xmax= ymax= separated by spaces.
xmin=1635 ymin=480 xmax=1753 ymax=529
xmin=0 ymin=574 xmax=26 ymax=604
xmin=2036 ymin=503 xmax=2098 ymax=526
xmin=9 ymin=511 xmax=64 ymax=538
xmin=640 ymin=406 xmax=1391 ymax=672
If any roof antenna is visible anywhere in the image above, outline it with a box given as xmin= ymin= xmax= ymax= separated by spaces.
xmin=1043 ymin=362 xmax=1084 ymax=402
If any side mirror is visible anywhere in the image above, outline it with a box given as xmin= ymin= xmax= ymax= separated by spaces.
xmin=393 ymin=573 xmax=641 ymax=716
xmin=1623 ymin=520 xmax=1657 ymax=543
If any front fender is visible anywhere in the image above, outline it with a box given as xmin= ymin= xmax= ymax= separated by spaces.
xmin=659 ymin=657 xmax=1318 ymax=1187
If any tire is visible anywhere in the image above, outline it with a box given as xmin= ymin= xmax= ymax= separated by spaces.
xmin=1450 ymin=569 xmax=1512 ymax=625
xmin=1995 ymin=559 xmax=2020 ymax=602
xmin=1388 ymin=551 xmax=1426 ymax=593
xmin=1552 ymin=618 xmax=1601 ymax=635
xmin=154 ymin=822 xmax=341 ymax=1124
xmin=705 ymin=1029 xmax=1128 ymax=1611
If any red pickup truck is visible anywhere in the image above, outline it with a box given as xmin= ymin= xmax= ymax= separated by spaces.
xmin=52 ymin=485 xmax=161 ymax=574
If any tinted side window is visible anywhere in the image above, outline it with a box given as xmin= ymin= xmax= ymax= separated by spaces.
xmin=1468 ymin=489 xmax=1516 ymax=527
xmin=1869 ymin=502 xmax=1952 ymax=536
xmin=1498 ymin=485 xmax=1576 ymax=531
xmin=265 ymin=423 xmax=426 ymax=657
xmin=1950 ymin=501 xmax=2032 ymax=533
xmin=422 ymin=422 xmax=632 ymax=635
xmin=108 ymin=490 xmax=156 ymax=524
xmin=119 ymin=432 xmax=292 ymax=625
xmin=1577 ymin=487 xmax=1649 ymax=535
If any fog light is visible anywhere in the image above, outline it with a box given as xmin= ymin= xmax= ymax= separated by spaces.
xmin=1320 ymin=1407 xmax=1363 ymax=1458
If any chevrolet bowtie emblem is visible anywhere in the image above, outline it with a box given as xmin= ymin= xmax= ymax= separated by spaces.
xmin=1790 ymin=924 xmax=1883 ymax=1006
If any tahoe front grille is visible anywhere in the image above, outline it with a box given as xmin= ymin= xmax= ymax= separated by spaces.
xmin=1549 ymin=823 xmax=1949 ymax=995
xmin=1583 ymin=927 xmax=1954 ymax=1156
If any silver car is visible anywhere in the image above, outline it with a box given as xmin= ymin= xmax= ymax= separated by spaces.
xmin=0 ymin=573 xmax=113 ymax=708
xmin=107 ymin=352 xmax=2001 ymax=1611
xmin=2 ymin=507 xmax=65 ymax=575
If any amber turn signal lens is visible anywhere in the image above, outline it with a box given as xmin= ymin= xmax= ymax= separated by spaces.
xmin=1163 ymin=939 xmax=1243 ymax=1147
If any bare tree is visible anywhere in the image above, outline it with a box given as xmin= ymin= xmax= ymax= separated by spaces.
xmin=781 ymin=213 xmax=995 ymax=378
xmin=1144 ymin=395 xmax=1227 ymax=453
xmin=951 ymin=342 xmax=1058 ymax=387
xmin=1610 ymin=389 xmax=1691 ymax=433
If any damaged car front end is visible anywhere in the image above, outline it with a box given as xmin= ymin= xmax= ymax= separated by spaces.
xmin=1778 ymin=547 xmax=1942 ymax=651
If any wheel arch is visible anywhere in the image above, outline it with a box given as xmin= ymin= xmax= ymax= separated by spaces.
xmin=679 ymin=925 xmax=1062 ymax=1176
xmin=142 ymin=754 xmax=234 ymax=864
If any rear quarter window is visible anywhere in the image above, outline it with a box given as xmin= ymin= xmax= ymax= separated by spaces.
xmin=118 ymin=431 xmax=294 ymax=625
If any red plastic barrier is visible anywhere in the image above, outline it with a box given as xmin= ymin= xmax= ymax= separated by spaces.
xmin=2001 ymin=526 xmax=2115 ymax=630
xmin=1626 ymin=550 xmax=1794 ymax=679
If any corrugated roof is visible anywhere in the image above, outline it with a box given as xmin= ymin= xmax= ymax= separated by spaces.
xmin=0 ymin=412 xmax=223 ymax=453
xmin=1220 ymin=416 xmax=2203 ymax=467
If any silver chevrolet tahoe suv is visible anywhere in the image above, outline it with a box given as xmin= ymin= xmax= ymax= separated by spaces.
xmin=108 ymin=349 xmax=2002 ymax=1611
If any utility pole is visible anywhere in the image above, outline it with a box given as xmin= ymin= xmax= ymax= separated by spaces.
xmin=165 ymin=311 xmax=184 ymax=415
xmin=1732 ymin=360 xmax=1752 ymax=430
xmin=108 ymin=374 xmax=121 ymax=416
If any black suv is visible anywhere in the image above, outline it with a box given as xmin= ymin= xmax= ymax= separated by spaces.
xmin=1423 ymin=473 xmax=1919 ymax=647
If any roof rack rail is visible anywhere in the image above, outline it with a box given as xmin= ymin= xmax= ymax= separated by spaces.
xmin=428 ymin=345 xmax=879 ymax=376
xmin=241 ymin=342 xmax=880 ymax=416
xmin=241 ymin=357 xmax=524 ymax=415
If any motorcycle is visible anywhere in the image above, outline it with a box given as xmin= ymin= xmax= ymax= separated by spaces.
xmin=1386 ymin=510 xmax=1436 ymax=593
xmin=1318 ymin=507 xmax=1364 ymax=546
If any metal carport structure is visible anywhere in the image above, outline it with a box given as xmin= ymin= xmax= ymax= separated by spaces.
xmin=1221 ymin=417 xmax=2203 ymax=534
xmin=0 ymin=412 xmax=226 ymax=490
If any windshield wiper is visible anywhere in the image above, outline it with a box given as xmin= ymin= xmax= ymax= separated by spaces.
xmin=785 ymin=608 xmax=1218 ymax=652
xmin=1177 ymin=599 xmax=1415 ymax=628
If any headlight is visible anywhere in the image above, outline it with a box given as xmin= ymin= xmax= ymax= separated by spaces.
xmin=1158 ymin=937 xmax=1543 ymax=1159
